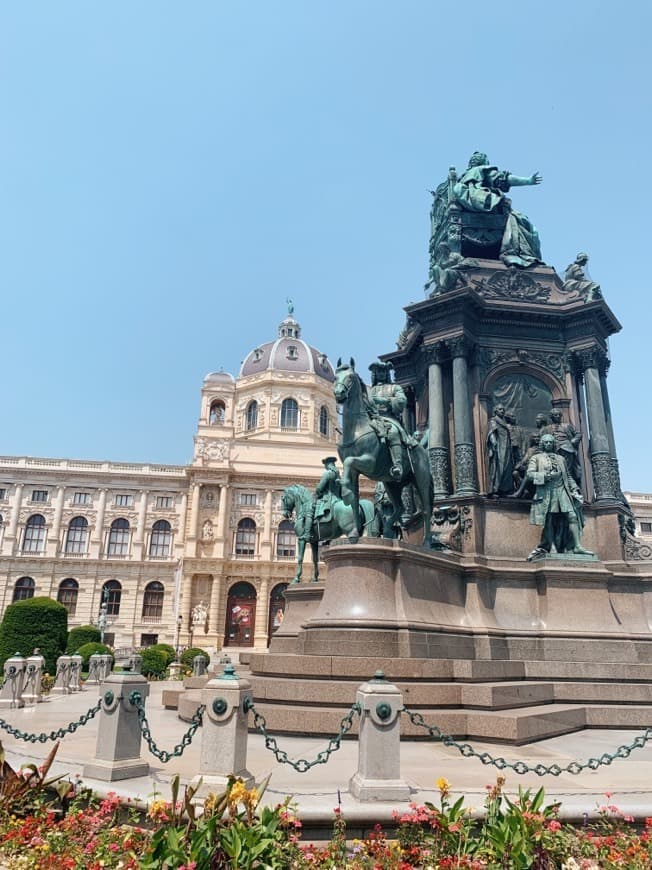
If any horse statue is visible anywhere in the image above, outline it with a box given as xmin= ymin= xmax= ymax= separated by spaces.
xmin=333 ymin=358 xmax=434 ymax=548
xmin=281 ymin=484 xmax=378 ymax=584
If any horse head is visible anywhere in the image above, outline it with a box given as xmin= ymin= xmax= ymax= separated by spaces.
xmin=333 ymin=358 xmax=359 ymax=404
xmin=281 ymin=487 xmax=296 ymax=518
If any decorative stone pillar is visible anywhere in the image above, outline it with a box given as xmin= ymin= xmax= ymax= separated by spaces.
xmin=21 ymin=651 xmax=45 ymax=705
xmin=0 ymin=654 xmax=26 ymax=709
xmin=186 ymin=482 xmax=202 ymax=558
xmin=5 ymin=483 xmax=24 ymax=554
xmin=215 ymin=484 xmax=231 ymax=560
xmin=449 ymin=337 xmax=478 ymax=495
xmin=51 ymin=655 xmax=71 ymax=695
xmin=86 ymin=654 xmax=102 ymax=686
xmin=576 ymin=347 xmax=616 ymax=501
xmin=92 ymin=489 xmax=107 ymax=557
xmin=260 ymin=489 xmax=273 ymax=560
xmin=349 ymin=672 xmax=410 ymax=802
xmin=427 ymin=343 xmax=450 ymax=498
xmin=134 ymin=490 xmax=149 ymax=559
xmin=48 ymin=486 xmax=65 ymax=556
xmin=253 ymin=577 xmax=269 ymax=648
xmin=599 ymin=359 xmax=623 ymax=500
xmin=69 ymin=653 xmax=83 ymax=692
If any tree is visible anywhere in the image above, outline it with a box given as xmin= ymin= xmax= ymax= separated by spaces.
xmin=0 ymin=597 xmax=68 ymax=675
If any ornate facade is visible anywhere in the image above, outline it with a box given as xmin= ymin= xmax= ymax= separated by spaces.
xmin=0 ymin=310 xmax=338 ymax=654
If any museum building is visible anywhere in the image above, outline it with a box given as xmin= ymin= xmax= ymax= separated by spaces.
xmin=0 ymin=309 xmax=339 ymax=654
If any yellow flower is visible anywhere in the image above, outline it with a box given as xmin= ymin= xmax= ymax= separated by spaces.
xmin=437 ymin=777 xmax=451 ymax=794
xmin=228 ymin=779 xmax=248 ymax=806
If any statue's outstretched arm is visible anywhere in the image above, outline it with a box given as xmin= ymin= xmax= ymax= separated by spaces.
xmin=507 ymin=172 xmax=542 ymax=187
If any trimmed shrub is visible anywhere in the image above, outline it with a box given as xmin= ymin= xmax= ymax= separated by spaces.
xmin=180 ymin=647 xmax=210 ymax=669
xmin=144 ymin=643 xmax=176 ymax=666
xmin=0 ymin=597 xmax=68 ymax=674
xmin=76 ymin=642 xmax=113 ymax=669
xmin=140 ymin=647 xmax=168 ymax=678
xmin=66 ymin=625 xmax=101 ymax=654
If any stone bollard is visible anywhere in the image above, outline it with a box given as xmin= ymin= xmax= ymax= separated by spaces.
xmin=83 ymin=672 xmax=150 ymax=781
xmin=349 ymin=672 xmax=410 ymax=802
xmin=168 ymin=661 xmax=183 ymax=679
xmin=193 ymin=655 xmax=208 ymax=677
xmin=51 ymin=655 xmax=72 ymax=695
xmin=191 ymin=663 xmax=253 ymax=798
xmin=21 ymin=650 xmax=46 ymax=705
xmin=98 ymin=654 xmax=113 ymax=681
xmin=0 ymin=653 xmax=27 ymax=709
xmin=69 ymin=653 xmax=83 ymax=692
xmin=130 ymin=654 xmax=142 ymax=675
xmin=85 ymin=654 xmax=102 ymax=686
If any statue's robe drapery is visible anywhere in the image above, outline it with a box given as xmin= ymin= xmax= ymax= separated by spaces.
xmin=453 ymin=164 xmax=542 ymax=268
xmin=486 ymin=415 xmax=514 ymax=495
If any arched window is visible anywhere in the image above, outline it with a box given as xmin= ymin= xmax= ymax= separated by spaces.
xmin=107 ymin=518 xmax=130 ymax=557
xmin=276 ymin=519 xmax=296 ymax=558
xmin=13 ymin=576 xmax=35 ymax=602
xmin=246 ymin=400 xmax=258 ymax=431
xmin=209 ymin=400 xmax=225 ymax=425
xmin=281 ymin=398 xmax=299 ymax=429
xmin=149 ymin=519 xmax=171 ymax=558
xmin=224 ymin=581 xmax=257 ymax=647
xmin=57 ymin=578 xmax=79 ymax=615
xmin=65 ymin=516 xmax=89 ymax=554
xmin=235 ymin=518 xmax=256 ymax=556
xmin=102 ymin=579 xmax=122 ymax=616
xmin=142 ymin=581 xmax=164 ymax=621
xmin=23 ymin=514 xmax=46 ymax=553
xmin=319 ymin=405 xmax=329 ymax=436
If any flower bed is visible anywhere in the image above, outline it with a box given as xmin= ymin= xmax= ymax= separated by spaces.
xmin=0 ymin=746 xmax=651 ymax=869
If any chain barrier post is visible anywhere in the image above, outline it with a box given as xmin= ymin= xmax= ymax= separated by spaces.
xmin=350 ymin=671 xmax=410 ymax=802
xmin=69 ymin=653 xmax=83 ymax=692
xmin=193 ymin=655 xmax=208 ymax=677
xmin=191 ymin=663 xmax=253 ymax=799
xmin=98 ymin=654 xmax=113 ymax=682
xmin=21 ymin=650 xmax=45 ymax=705
xmin=51 ymin=655 xmax=71 ymax=695
xmin=85 ymin=654 xmax=101 ymax=686
xmin=0 ymin=653 xmax=27 ymax=710
xmin=83 ymin=671 xmax=150 ymax=781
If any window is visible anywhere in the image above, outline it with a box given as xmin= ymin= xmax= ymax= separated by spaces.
xmin=142 ymin=581 xmax=164 ymax=621
xmin=73 ymin=492 xmax=91 ymax=505
xmin=149 ymin=519 xmax=171 ymax=558
xmin=276 ymin=520 xmax=296 ymax=558
xmin=13 ymin=576 xmax=35 ymax=602
xmin=239 ymin=493 xmax=257 ymax=506
xmin=23 ymin=514 xmax=46 ymax=553
xmin=281 ymin=398 xmax=299 ymax=429
xmin=107 ymin=518 xmax=130 ymax=557
xmin=156 ymin=496 xmax=173 ymax=510
xmin=102 ymin=580 xmax=122 ymax=616
xmin=31 ymin=490 xmax=48 ymax=503
xmin=235 ymin=518 xmax=256 ymax=556
xmin=65 ymin=516 xmax=89 ymax=554
xmin=57 ymin=578 xmax=79 ymax=615
xmin=246 ymin=400 xmax=258 ymax=431
xmin=114 ymin=494 xmax=133 ymax=508
xmin=286 ymin=345 xmax=298 ymax=360
xmin=641 ymin=522 xmax=652 ymax=533
xmin=0 ymin=488 xmax=7 ymax=500
xmin=319 ymin=405 xmax=329 ymax=436
xmin=209 ymin=400 xmax=225 ymax=425
xmin=140 ymin=634 xmax=158 ymax=647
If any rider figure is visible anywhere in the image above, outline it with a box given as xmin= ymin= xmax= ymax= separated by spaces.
xmin=302 ymin=456 xmax=342 ymax=541
xmin=368 ymin=361 xmax=416 ymax=481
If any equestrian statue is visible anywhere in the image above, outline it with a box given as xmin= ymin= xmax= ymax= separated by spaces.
xmin=333 ymin=358 xmax=434 ymax=548
xmin=281 ymin=457 xmax=379 ymax=584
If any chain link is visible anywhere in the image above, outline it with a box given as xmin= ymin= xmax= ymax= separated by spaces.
xmin=401 ymin=707 xmax=652 ymax=776
xmin=0 ymin=701 xmax=102 ymax=743
xmin=130 ymin=691 xmax=204 ymax=763
xmin=246 ymin=698 xmax=361 ymax=772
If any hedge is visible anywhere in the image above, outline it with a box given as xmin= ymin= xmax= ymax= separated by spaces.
xmin=66 ymin=625 xmax=101 ymax=654
xmin=0 ymin=597 xmax=68 ymax=675
xmin=180 ymin=647 xmax=210 ymax=669
xmin=140 ymin=647 xmax=168 ymax=678
xmin=144 ymin=643 xmax=176 ymax=666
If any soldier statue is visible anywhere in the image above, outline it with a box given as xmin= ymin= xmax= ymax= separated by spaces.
xmin=301 ymin=456 xmax=342 ymax=541
xmin=367 ymin=361 xmax=417 ymax=481
xmin=544 ymin=408 xmax=583 ymax=486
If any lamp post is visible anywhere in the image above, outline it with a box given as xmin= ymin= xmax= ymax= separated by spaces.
xmin=175 ymin=614 xmax=183 ymax=662
xmin=98 ymin=588 xmax=109 ymax=645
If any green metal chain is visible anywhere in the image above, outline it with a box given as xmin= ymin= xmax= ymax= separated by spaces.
xmin=401 ymin=706 xmax=652 ymax=776
xmin=245 ymin=698 xmax=361 ymax=772
xmin=0 ymin=701 xmax=102 ymax=743
xmin=129 ymin=691 xmax=204 ymax=763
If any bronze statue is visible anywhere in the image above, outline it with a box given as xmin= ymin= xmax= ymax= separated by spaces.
xmin=486 ymin=404 xmax=515 ymax=496
xmin=301 ymin=456 xmax=342 ymax=541
xmin=427 ymin=241 xmax=476 ymax=296
xmin=512 ymin=431 xmax=541 ymax=498
xmin=333 ymin=359 xmax=434 ymax=548
xmin=367 ymin=361 xmax=417 ymax=481
xmin=525 ymin=434 xmax=593 ymax=560
xmin=562 ymin=253 xmax=601 ymax=301
xmin=545 ymin=408 xmax=583 ymax=486
xmin=281 ymin=479 xmax=378 ymax=584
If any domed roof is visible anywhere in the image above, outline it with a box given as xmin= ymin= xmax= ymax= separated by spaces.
xmin=239 ymin=306 xmax=335 ymax=382
xmin=203 ymin=370 xmax=236 ymax=386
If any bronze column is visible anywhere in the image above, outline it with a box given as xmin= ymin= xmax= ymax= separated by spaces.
xmin=449 ymin=337 xmax=478 ymax=495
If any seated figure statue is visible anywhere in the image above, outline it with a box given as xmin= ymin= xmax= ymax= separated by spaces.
xmin=562 ymin=253 xmax=602 ymax=301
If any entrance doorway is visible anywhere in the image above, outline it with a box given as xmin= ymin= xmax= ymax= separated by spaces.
xmin=267 ymin=583 xmax=288 ymax=644
xmin=224 ymin=581 xmax=257 ymax=646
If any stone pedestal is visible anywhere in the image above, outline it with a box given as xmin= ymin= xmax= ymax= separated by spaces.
xmin=83 ymin=673 xmax=150 ymax=781
xmin=268 ymin=582 xmax=324 ymax=652
xmin=0 ymin=654 xmax=26 ymax=709
xmin=51 ymin=655 xmax=71 ymax=695
xmin=21 ymin=653 xmax=45 ymax=705
xmin=350 ymin=675 xmax=410 ymax=802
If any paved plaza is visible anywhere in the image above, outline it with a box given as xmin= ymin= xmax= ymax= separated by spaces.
xmin=2 ymin=681 xmax=652 ymax=835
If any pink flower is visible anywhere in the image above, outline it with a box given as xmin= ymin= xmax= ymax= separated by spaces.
xmin=547 ymin=820 xmax=561 ymax=832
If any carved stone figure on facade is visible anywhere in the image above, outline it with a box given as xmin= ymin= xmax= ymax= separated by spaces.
xmin=486 ymin=404 xmax=515 ymax=497
xmin=545 ymin=408 xmax=583 ymax=486
xmin=562 ymin=253 xmax=602 ymax=301
xmin=452 ymin=152 xmax=543 ymax=268
xmin=201 ymin=519 xmax=213 ymax=541
xmin=426 ymin=241 xmax=476 ymax=297
xmin=368 ymin=361 xmax=418 ymax=482
xmin=525 ymin=434 xmax=593 ymax=560
xmin=192 ymin=601 xmax=208 ymax=630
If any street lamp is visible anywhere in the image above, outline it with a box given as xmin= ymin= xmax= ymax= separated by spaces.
xmin=175 ymin=614 xmax=183 ymax=662
xmin=98 ymin=587 xmax=109 ymax=645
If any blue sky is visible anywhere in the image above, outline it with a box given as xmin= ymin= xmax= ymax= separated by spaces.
xmin=1 ymin=2 xmax=651 ymax=489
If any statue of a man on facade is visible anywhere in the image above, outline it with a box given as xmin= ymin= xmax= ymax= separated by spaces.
xmin=562 ymin=253 xmax=601 ymax=301
xmin=486 ymin=404 xmax=515 ymax=496
xmin=367 ymin=361 xmax=416 ymax=481
xmin=525 ymin=434 xmax=593 ymax=560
